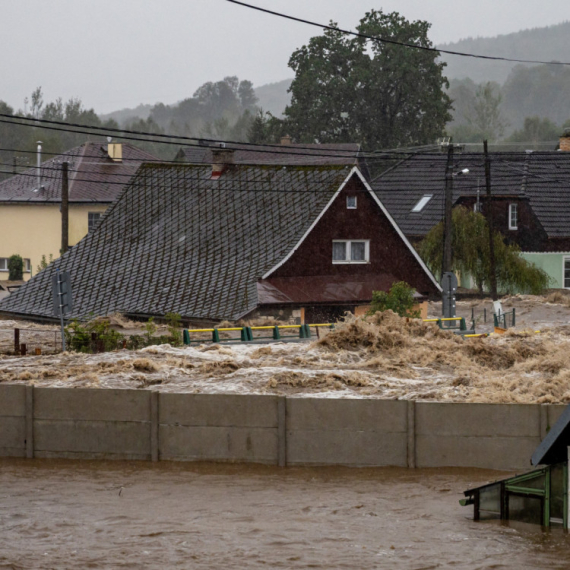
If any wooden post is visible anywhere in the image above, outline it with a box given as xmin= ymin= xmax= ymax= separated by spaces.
xmin=61 ymin=161 xmax=69 ymax=254
xmin=14 ymin=328 xmax=20 ymax=354
xmin=484 ymin=141 xmax=498 ymax=300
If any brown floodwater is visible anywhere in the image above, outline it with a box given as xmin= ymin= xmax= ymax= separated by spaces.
xmin=0 ymin=459 xmax=569 ymax=569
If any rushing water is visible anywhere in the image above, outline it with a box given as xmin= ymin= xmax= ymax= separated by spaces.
xmin=0 ymin=459 xmax=569 ymax=569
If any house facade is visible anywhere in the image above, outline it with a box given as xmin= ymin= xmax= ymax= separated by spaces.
xmin=372 ymin=132 xmax=570 ymax=289
xmin=0 ymin=142 xmax=157 ymax=281
xmin=0 ymin=153 xmax=439 ymax=323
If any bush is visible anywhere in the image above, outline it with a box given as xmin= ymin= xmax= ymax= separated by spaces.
xmin=165 ymin=312 xmax=183 ymax=346
xmin=65 ymin=318 xmax=124 ymax=353
xmin=368 ymin=282 xmax=420 ymax=318
xmin=8 ymin=255 xmax=23 ymax=281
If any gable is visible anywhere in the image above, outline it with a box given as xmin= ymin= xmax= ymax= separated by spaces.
xmin=265 ymin=169 xmax=440 ymax=296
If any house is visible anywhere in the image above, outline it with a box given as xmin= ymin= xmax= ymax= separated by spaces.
xmin=0 ymin=150 xmax=440 ymax=323
xmin=372 ymin=130 xmax=570 ymax=289
xmin=0 ymin=142 xmax=158 ymax=281
xmin=174 ymin=137 xmax=370 ymax=178
xmin=462 ymin=403 xmax=570 ymax=528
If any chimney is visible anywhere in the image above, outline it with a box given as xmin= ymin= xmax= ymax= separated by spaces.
xmin=107 ymin=142 xmax=123 ymax=162
xmin=280 ymin=135 xmax=292 ymax=145
xmin=560 ymin=128 xmax=570 ymax=152
xmin=211 ymin=145 xmax=235 ymax=179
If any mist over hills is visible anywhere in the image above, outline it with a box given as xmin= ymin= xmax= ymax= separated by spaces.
xmin=439 ymin=21 xmax=570 ymax=84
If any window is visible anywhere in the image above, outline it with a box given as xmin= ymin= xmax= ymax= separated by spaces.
xmin=411 ymin=194 xmax=433 ymax=213
xmin=509 ymin=203 xmax=518 ymax=230
xmin=332 ymin=240 xmax=369 ymax=264
xmin=88 ymin=212 xmax=102 ymax=233
xmin=564 ymin=258 xmax=570 ymax=289
xmin=0 ymin=258 xmax=31 ymax=273
xmin=346 ymin=196 xmax=357 ymax=209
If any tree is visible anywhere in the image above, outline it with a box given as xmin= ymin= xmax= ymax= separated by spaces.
xmin=284 ymin=10 xmax=452 ymax=150
xmin=418 ymin=206 xmax=550 ymax=294
xmin=367 ymin=281 xmax=420 ymax=318
xmin=247 ymin=109 xmax=287 ymax=144
xmin=466 ymin=82 xmax=508 ymax=141
xmin=8 ymin=255 xmax=23 ymax=281
xmin=507 ymin=116 xmax=561 ymax=144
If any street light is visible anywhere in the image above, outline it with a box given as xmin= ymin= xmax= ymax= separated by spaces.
xmin=442 ymin=147 xmax=469 ymax=277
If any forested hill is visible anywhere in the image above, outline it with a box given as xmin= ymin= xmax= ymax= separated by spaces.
xmin=439 ymin=21 xmax=570 ymax=84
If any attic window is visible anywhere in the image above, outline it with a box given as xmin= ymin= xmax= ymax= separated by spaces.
xmin=411 ymin=194 xmax=433 ymax=213
xmin=347 ymin=196 xmax=357 ymax=209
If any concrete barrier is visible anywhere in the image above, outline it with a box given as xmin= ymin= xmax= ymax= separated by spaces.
xmin=159 ymin=394 xmax=279 ymax=464
xmin=286 ymin=398 xmax=408 ymax=467
xmin=0 ymin=385 xmax=566 ymax=470
xmin=0 ymin=385 xmax=26 ymax=457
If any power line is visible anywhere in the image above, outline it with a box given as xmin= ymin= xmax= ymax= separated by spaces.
xmin=225 ymin=0 xmax=570 ymax=67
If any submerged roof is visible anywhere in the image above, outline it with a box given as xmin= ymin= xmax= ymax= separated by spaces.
xmin=532 ymin=404 xmax=570 ymax=465
xmin=0 ymin=142 xmax=158 ymax=203
xmin=177 ymin=142 xmax=362 ymax=166
xmin=0 ymin=164 xmax=355 ymax=321
xmin=372 ymin=151 xmax=570 ymax=239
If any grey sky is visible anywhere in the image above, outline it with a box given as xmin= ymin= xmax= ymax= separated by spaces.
xmin=1 ymin=0 xmax=569 ymax=113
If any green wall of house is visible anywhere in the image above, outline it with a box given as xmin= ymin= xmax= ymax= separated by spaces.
xmin=520 ymin=252 xmax=570 ymax=289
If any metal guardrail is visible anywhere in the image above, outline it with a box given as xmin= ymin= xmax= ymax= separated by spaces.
xmin=183 ymin=323 xmax=335 ymax=345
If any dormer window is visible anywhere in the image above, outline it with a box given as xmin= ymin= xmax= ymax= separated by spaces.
xmin=509 ymin=203 xmax=518 ymax=230
xmin=411 ymin=194 xmax=433 ymax=213
xmin=347 ymin=196 xmax=357 ymax=209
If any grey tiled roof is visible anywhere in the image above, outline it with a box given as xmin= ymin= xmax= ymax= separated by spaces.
xmin=0 ymin=164 xmax=352 ymax=321
xmin=0 ymin=142 xmax=158 ymax=203
xmin=371 ymin=151 xmax=570 ymax=238
xmin=178 ymin=142 xmax=362 ymax=166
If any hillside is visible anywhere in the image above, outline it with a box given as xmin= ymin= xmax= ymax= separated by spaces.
xmin=439 ymin=21 xmax=570 ymax=84
xmin=255 ymin=78 xmax=292 ymax=117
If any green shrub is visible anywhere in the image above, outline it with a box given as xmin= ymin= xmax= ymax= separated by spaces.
xmin=367 ymin=281 xmax=421 ymax=318
xmin=8 ymin=255 xmax=23 ymax=281
xmin=65 ymin=318 xmax=124 ymax=353
xmin=165 ymin=312 xmax=182 ymax=346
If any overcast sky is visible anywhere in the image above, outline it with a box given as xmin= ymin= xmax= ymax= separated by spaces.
xmin=1 ymin=0 xmax=569 ymax=113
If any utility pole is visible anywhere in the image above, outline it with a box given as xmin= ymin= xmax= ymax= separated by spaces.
xmin=484 ymin=141 xmax=498 ymax=300
xmin=442 ymin=144 xmax=454 ymax=277
xmin=61 ymin=161 xmax=69 ymax=254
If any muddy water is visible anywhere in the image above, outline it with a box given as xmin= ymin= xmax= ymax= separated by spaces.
xmin=0 ymin=460 xmax=569 ymax=569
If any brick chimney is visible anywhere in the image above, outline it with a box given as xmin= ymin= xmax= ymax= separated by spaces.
xmin=560 ymin=128 xmax=570 ymax=152
xmin=280 ymin=135 xmax=292 ymax=145
xmin=211 ymin=146 xmax=235 ymax=179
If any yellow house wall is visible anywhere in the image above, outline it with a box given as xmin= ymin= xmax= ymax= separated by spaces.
xmin=0 ymin=203 xmax=109 ymax=281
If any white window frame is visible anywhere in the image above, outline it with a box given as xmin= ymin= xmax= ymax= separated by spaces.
xmin=346 ymin=195 xmax=357 ymax=209
xmin=564 ymin=257 xmax=570 ymax=290
xmin=508 ymin=203 xmax=518 ymax=230
xmin=0 ymin=258 xmax=7 ymax=271
xmin=24 ymin=259 xmax=31 ymax=272
xmin=88 ymin=211 xmax=102 ymax=233
xmin=332 ymin=240 xmax=370 ymax=264
xmin=412 ymin=194 xmax=433 ymax=213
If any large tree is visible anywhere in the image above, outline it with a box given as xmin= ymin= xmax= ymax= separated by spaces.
xmin=284 ymin=10 xmax=452 ymax=150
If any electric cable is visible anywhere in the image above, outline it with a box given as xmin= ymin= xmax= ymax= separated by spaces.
xmin=225 ymin=0 xmax=570 ymax=66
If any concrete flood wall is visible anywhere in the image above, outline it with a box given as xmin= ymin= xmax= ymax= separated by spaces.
xmin=0 ymin=385 xmax=566 ymax=470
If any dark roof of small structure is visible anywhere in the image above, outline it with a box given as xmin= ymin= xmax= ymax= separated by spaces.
xmin=0 ymin=142 xmax=158 ymax=203
xmin=532 ymin=404 xmax=570 ymax=465
xmin=372 ymin=151 xmax=570 ymax=239
xmin=177 ymin=142 xmax=363 ymax=166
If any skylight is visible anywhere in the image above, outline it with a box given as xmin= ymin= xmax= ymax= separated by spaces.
xmin=411 ymin=194 xmax=433 ymax=213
